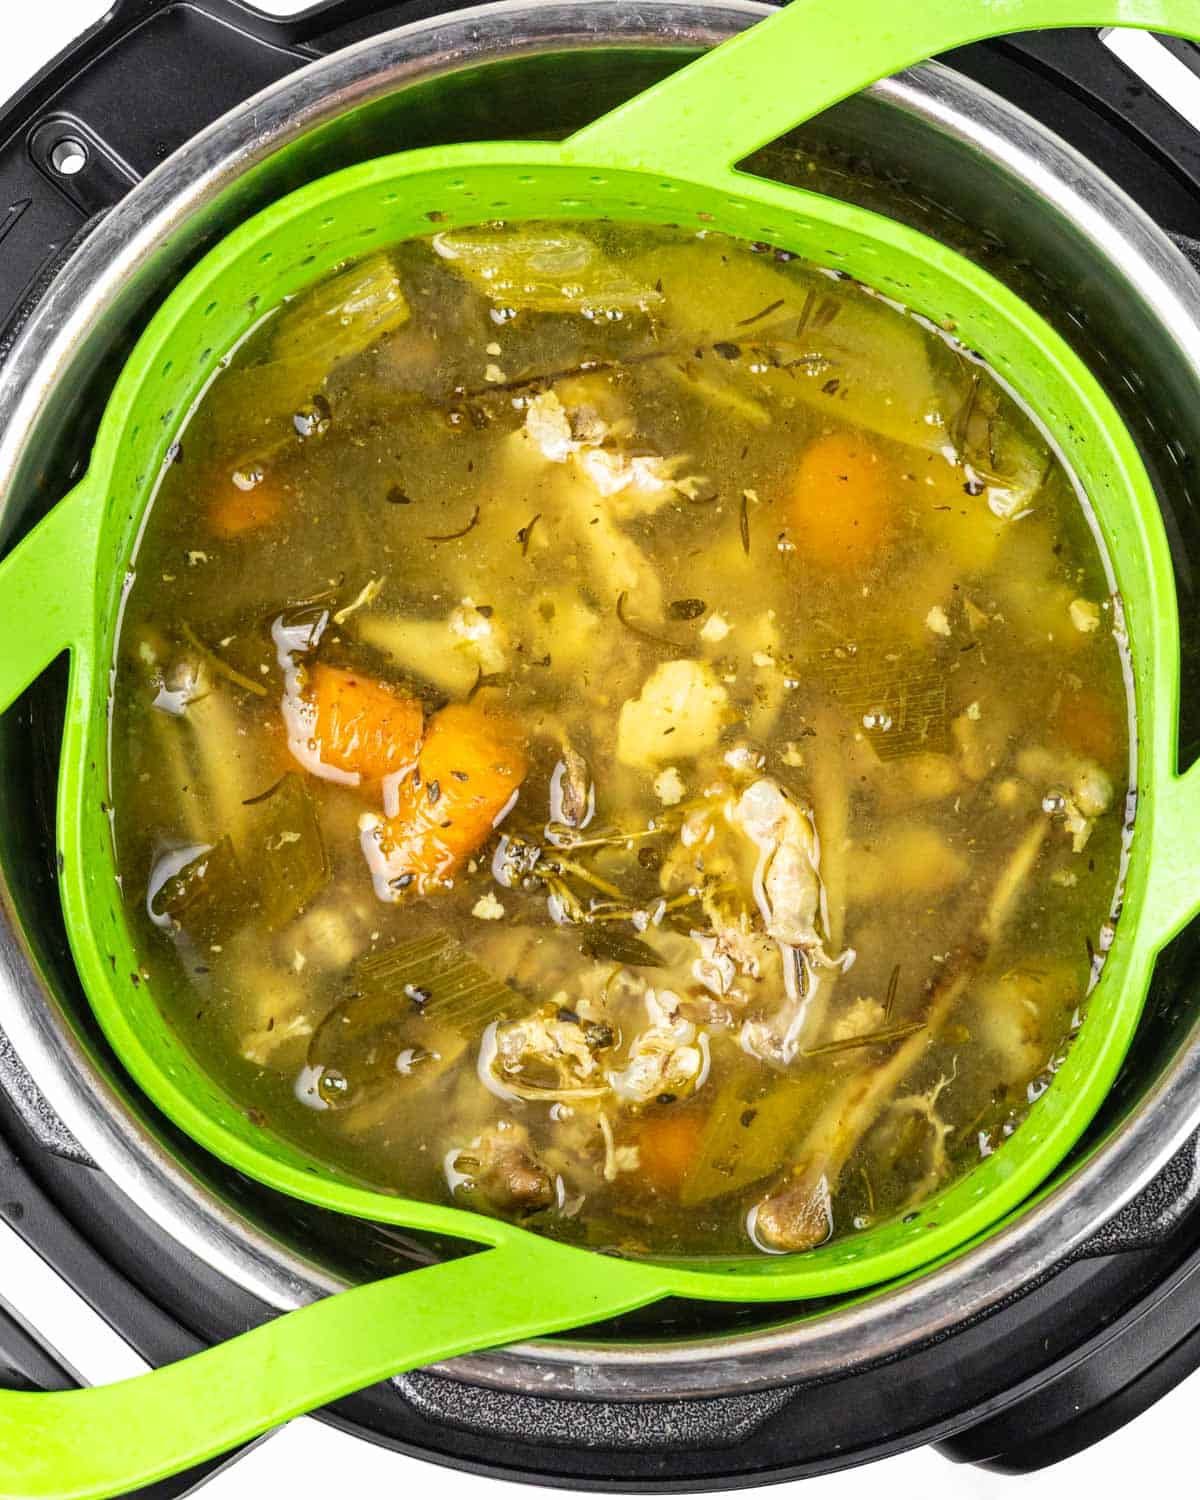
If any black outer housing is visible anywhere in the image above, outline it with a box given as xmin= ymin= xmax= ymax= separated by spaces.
xmin=2 ymin=3 xmax=1200 ymax=1492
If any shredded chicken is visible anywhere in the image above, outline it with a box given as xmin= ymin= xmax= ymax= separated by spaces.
xmin=731 ymin=780 xmax=829 ymax=950
xmin=522 ymin=388 xmax=705 ymax=517
xmin=478 ymin=1004 xmax=613 ymax=1103
xmin=607 ymin=989 xmax=711 ymax=1104
xmin=691 ymin=915 xmax=774 ymax=1001
xmin=728 ymin=778 xmax=853 ymax=1063
xmin=828 ymin=996 xmax=887 ymax=1044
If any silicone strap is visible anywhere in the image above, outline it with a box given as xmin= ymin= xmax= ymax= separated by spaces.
xmin=0 ymin=477 xmax=102 ymax=715
xmin=0 ymin=1235 xmax=667 ymax=1500
xmin=1146 ymin=760 xmax=1200 ymax=950
xmin=564 ymin=0 xmax=1200 ymax=180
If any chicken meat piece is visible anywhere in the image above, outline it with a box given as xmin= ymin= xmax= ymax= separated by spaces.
xmin=1017 ymin=747 xmax=1114 ymax=852
xmin=607 ymin=989 xmax=711 ymax=1103
xmin=521 ymin=386 xmax=705 ymax=517
xmin=728 ymin=779 xmax=852 ymax=1062
xmin=522 ymin=386 xmax=613 ymax=462
xmin=617 ymin=658 xmax=728 ymax=767
xmin=690 ymin=915 xmax=776 ymax=1002
xmin=479 ymin=1003 xmax=614 ymax=1103
xmin=730 ymin=780 xmax=833 ymax=953
xmin=827 ymin=996 xmax=887 ymax=1044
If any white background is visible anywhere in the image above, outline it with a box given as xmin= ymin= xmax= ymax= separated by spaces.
xmin=3 ymin=3 xmax=1198 ymax=1496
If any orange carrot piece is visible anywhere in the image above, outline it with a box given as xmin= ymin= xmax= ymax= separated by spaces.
xmin=636 ymin=1112 xmax=705 ymax=1192
xmin=372 ymin=701 xmax=528 ymax=893
xmin=307 ymin=664 xmax=424 ymax=782
xmin=208 ymin=472 xmax=285 ymax=537
xmin=788 ymin=429 xmax=893 ymax=571
xmin=1051 ymin=685 xmax=1124 ymax=770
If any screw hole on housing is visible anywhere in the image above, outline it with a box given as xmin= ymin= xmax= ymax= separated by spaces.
xmin=49 ymin=137 xmax=87 ymax=177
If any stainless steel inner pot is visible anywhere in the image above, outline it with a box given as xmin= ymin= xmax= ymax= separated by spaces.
xmin=2 ymin=0 xmax=1199 ymax=1401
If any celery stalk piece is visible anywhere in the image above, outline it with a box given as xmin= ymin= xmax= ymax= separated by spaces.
xmin=432 ymin=226 xmax=663 ymax=317
xmin=207 ymin=253 xmax=412 ymax=455
xmin=352 ymin=931 xmax=522 ymax=1030
xmin=149 ymin=836 xmax=246 ymax=945
xmin=679 ymin=1066 xmax=823 ymax=1207
xmin=241 ymin=772 xmax=331 ymax=932
xmin=269 ymin=252 xmax=411 ymax=379
xmin=639 ymin=240 xmax=945 ymax=452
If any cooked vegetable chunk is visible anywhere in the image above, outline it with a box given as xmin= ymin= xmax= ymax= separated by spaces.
xmin=789 ymin=430 xmax=893 ymax=572
xmin=451 ymin=1123 xmax=557 ymax=1215
xmin=617 ymin=659 xmax=728 ymax=767
xmin=304 ymin=664 xmax=424 ymax=782
xmin=359 ymin=701 xmax=528 ymax=896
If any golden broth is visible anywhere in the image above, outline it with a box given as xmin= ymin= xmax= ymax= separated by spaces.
xmin=110 ymin=223 xmax=1130 ymax=1257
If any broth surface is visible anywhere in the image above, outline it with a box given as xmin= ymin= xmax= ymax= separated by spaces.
xmin=110 ymin=223 xmax=1130 ymax=1258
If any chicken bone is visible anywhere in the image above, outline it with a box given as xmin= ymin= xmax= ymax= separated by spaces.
xmin=447 ymin=1120 xmax=559 ymax=1215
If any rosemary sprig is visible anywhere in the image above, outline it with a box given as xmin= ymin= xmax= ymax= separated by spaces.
xmin=181 ymin=623 xmax=268 ymax=698
xmin=802 ymin=1019 xmax=926 ymax=1059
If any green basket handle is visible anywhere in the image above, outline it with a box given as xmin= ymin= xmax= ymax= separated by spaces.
xmin=0 ymin=477 xmax=102 ymax=716
xmin=1145 ymin=760 xmax=1200 ymax=951
xmin=564 ymin=0 xmax=1200 ymax=182
xmin=0 ymin=1233 xmax=668 ymax=1500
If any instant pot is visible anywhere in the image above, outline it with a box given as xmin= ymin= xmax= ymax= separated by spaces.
xmin=2 ymin=0 xmax=1200 ymax=1490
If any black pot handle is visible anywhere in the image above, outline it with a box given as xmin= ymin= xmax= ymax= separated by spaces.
xmin=0 ymin=0 xmax=338 ymax=340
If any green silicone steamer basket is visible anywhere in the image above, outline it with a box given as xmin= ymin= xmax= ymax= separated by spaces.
xmin=2 ymin=0 xmax=1200 ymax=1493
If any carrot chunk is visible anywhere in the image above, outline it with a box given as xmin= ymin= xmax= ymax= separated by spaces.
xmin=788 ymin=429 xmax=893 ymax=571
xmin=305 ymin=664 xmax=424 ymax=782
xmin=636 ymin=1112 xmax=704 ymax=1192
xmin=368 ymin=701 xmax=528 ymax=894
xmin=1051 ymin=685 xmax=1124 ymax=771
xmin=208 ymin=471 xmax=285 ymax=537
